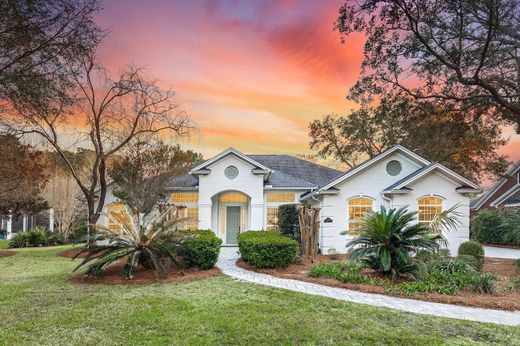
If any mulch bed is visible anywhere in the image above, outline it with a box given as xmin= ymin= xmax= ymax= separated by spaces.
xmin=236 ymin=256 xmax=520 ymax=311
xmin=62 ymin=247 xmax=222 ymax=285
xmin=0 ymin=250 xmax=16 ymax=258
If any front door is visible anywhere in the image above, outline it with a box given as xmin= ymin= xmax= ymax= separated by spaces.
xmin=226 ymin=206 xmax=241 ymax=244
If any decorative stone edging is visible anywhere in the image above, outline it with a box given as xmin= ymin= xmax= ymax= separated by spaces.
xmin=217 ymin=248 xmax=520 ymax=326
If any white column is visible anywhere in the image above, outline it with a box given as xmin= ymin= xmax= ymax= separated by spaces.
xmin=6 ymin=215 xmax=12 ymax=240
xmin=49 ymin=209 xmax=55 ymax=232
xmin=22 ymin=214 xmax=28 ymax=231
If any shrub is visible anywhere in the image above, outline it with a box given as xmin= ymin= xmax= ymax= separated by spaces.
xmin=347 ymin=206 xmax=443 ymax=279
xmin=472 ymin=273 xmax=498 ymax=294
xmin=277 ymin=205 xmax=300 ymax=239
xmin=501 ymin=210 xmax=520 ymax=246
xmin=458 ymin=241 xmax=485 ymax=271
xmin=457 ymin=255 xmax=479 ymax=271
xmin=183 ymin=230 xmax=222 ymax=270
xmin=74 ymin=205 xmax=190 ymax=279
xmin=471 ymin=210 xmax=507 ymax=245
xmin=415 ymin=248 xmax=450 ymax=264
xmin=309 ymin=262 xmax=376 ymax=285
xmin=504 ymin=277 xmax=520 ymax=292
xmin=8 ymin=227 xmax=64 ymax=248
xmin=238 ymin=231 xmax=299 ymax=269
xmin=516 ymin=258 xmax=520 ymax=271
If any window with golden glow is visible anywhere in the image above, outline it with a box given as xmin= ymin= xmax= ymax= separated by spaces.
xmin=176 ymin=206 xmax=199 ymax=230
xmin=266 ymin=193 xmax=295 ymax=203
xmin=347 ymin=197 xmax=373 ymax=236
xmin=220 ymin=192 xmax=248 ymax=203
xmin=106 ymin=203 xmax=132 ymax=233
xmin=418 ymin=197 xmax=443 ymax=223
xmin=171 ymin=193 xmax=199 ymax=203
xmin=266 ymin=207 xmax=279 ymax=230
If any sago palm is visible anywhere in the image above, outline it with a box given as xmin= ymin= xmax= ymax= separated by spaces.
xmin=347 ymin=206 xmax=443 ymax=279
xmin=74 ymin=205 xmax=191 ymax=279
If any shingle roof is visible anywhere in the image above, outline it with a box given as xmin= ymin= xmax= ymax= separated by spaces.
xmin=166 ymin=154 xmax=343 ymax=190
xmin=247 ymin=154 xmax=343 ymax=187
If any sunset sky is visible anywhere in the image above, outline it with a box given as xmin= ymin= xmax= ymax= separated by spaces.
xmin=95 ymin=0 xmax=520 ymax=161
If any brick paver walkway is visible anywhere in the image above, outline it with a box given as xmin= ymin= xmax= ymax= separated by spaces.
xmin=217 ymin=247 xmax=520 ymax=326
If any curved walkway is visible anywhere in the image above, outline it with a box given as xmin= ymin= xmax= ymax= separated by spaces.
xmin=217 ymin=248 xmax=520 ymax=326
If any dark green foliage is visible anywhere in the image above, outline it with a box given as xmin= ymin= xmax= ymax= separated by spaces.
xmin=309 ymin=262 xmax=375 ymax=285
xmin=8 ymin=227 xmax=64 ymax=248
xmin=473 ymin=273 xmax=499 ymax=294
xmin=515 ymin=259 xmax=520 ymax=271
xmin=238 ymin=231 xmax=299 ymax=269
xmin=471 ymin=210 xmax=508 ymax=245
xmin=74 ymin=206 xmax=188 ymax=279
xmin=415 ymin=248 xmax=450 ymax=264
xmin=501 ymin=211 xmax=520 ymax=246
xmin=457 ymin=255 xmax=479 ymax=272
xmin=347 ymin=206 xmax=442 ymax=279
xmin=458 ymin=241 xmax=485 ymax=271
xmin=277 ymin=205 xmax=300 ymax=238
xmin=182 ymin=230 xmax=222 ymax=270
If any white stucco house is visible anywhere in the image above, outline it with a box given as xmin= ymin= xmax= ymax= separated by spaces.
xmin=100 ymin=145 xmax=482 ymax=254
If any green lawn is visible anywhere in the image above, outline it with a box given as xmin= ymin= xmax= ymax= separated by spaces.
xmin=0 ymin=248 xmax=519 ymax=345
xmin=0 ymin=239 xmax=9 ymax=249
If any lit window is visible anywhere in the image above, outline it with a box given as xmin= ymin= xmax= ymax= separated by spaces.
xmin=418 ymin=197 xmax=443 ymax=223
xmin=220 ymin=192 xmax=248 ymax=203
xmin=171 ymin=193 xmax=199 ymax=203
xmin=106 ymin=203 xmax=132 ymax=233
xmin=266 ymin=207 xmax=279 ymax=230
xmin=266 ymin=193 xmax=295 ymax=203
xmin=347 ymin=197 xmax=373 ymax=236
xmin=176 ymin=206 xmax=199 ymax=230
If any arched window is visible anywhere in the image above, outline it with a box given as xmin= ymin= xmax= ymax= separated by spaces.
xmin=220 ymin=192 xmax=248 ymax=203
xmin=347 ymin=197 xmax=373 ymax=236
xmin=418 ymin=196 xmax=443 ymax=223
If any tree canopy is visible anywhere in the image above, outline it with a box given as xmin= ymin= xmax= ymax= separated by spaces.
xmin=335 ymin=0 xmax=520 ymax=131
xmin=309 ymin=94 xmax=509 ymax=183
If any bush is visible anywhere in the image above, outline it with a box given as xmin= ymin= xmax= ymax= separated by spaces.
xmin=415 ymin=248 xmax=450 ymax=264
xmin=183 ymin=230 xmax=222 ymax=270
xmin=8 ymin=227 xmax=64 ymax=248
xmin=458 ymin=241 xmax=484 ymax=271
xmin=471 ymin=210 xmax=507 ymax=245
xmin=457 ymin=255 xmax=479 ymax=271
xmin=309 ymin=262 xmax=376 ymax=285
xmin=277 ymin=205 xmax=300 ymax=239
xmin=515 ymin=258 xmax=520 ymax=271
xmin=501 ymin=210 xmax=520 ymax=246
xmin=472 ymin=273 xmax=498 ymax=294
xmin=238 ymin=231 xmax=299 ymax=268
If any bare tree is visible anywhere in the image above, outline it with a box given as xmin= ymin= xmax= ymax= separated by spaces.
xmin=2 ymin=52 xmax=194 ymax=223
xmin=42 ymin=172 xmax=82 ymax=240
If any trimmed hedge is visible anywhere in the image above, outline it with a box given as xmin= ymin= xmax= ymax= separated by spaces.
xmin=471 ymin=210 xmax=508 ymax=245
xmin=183 ymin=230 xmax=222 ymax=270
xmin=238 ymin=231 xmax=299 ymax=269
xmin=458 ymin=241 xmax=485 ymax=271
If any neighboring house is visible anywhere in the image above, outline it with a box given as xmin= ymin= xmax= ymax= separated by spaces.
xmin=1 ymin=209 xmax=54 ymax=240
xmin=470 ymin=161 xmax=520 ymax=213
xmin=100 ymin=145 xmax=482 ymax=254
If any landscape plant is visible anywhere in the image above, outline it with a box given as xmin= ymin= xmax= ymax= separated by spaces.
xmin=182 ymin=230 xmax=222 ymax=270
xmin=471 ymin=210 xmax=508 ymax=245
xmin=346 ymin=206 xmax=443 ymax=279
xmin=8 ymin=227 xmax=64 ymax=248
xmin=458 ymin=241 xmax=485 ymax=271
xmin=74 ymin=205 xmax=191 ymax=279
xmin=238 ymin=231 xmax=299 ymax=269
xmin=277 ymin=204 xmax=300 ymax=239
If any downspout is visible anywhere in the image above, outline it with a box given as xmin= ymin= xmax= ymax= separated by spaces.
xmin=381 ymin=191 xmax=392 ymax=208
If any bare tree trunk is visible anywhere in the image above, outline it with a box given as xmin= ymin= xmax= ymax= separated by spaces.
xmin=298 ymin=205 xmax=320 ymax=261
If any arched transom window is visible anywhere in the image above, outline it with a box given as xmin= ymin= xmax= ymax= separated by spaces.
xmin=418 ymin=197 xmax=443 ymax=223
xmin=220 ymin=192 xmax=248 ymax=203
xmin=347 ymin=197 xmax=373 ymax=236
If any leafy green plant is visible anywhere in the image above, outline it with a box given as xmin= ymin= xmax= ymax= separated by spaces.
xmin=308 ymin=262 xmax=377 ymax=285
xmin=415 ymin=248 xmax=450 ymax=264
xmin=504 ymin=277 xmax=520 ymax=292
xmin=516 ymin=259 xmax=520 ymax=271
xmin=182 ymin=230 xmax=222 ymax=270
xmin=457 ymin=255 xmax=479 ymax=271
xmin=277 ymin=204 xmax=300 ymax=239
xmin=472 ymin=273 xmax=498 ymax=294
xmin=74 ymin=205 xmax=190 ymax=279
xmin=346 ymin=206 xmax=443 ymax=279
xmin=8 ymin=227 xmax=64 ymax=248
xmin=501 ymin=210 xmax=520 ymax=246
xmin=238 ymin=231 xmax=299 ymax=269
xmin=458 ymin=241 xmax=485 ymax=271
xmin=471 ymin=210 xmax=507 ymax=245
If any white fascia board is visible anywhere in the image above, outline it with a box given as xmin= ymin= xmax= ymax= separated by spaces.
xmin=190 ymin=147 xmax=272 ymax=173
xmin=318 ymin=145 xmax=430 ymax=192
xmin=490 ymin=184 xmax=520 ymax=207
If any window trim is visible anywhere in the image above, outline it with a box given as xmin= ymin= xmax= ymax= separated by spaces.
xmin=346 ymin=195 xmax=375 ymax=237
xmin=417 ymin=195 xmax=445 ymax=223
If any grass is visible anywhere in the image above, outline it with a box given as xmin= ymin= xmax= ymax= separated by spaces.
xmin=0 ymin=239 xmax=9 ymax=249
xmin=0 ymin=247 xmax=519 ymax=345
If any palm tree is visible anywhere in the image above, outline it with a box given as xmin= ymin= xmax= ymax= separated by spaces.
xmin=74 ymin=205 xmax=191 ymax=279
xmin=347 ymin=206 xmax=443 ymax=279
